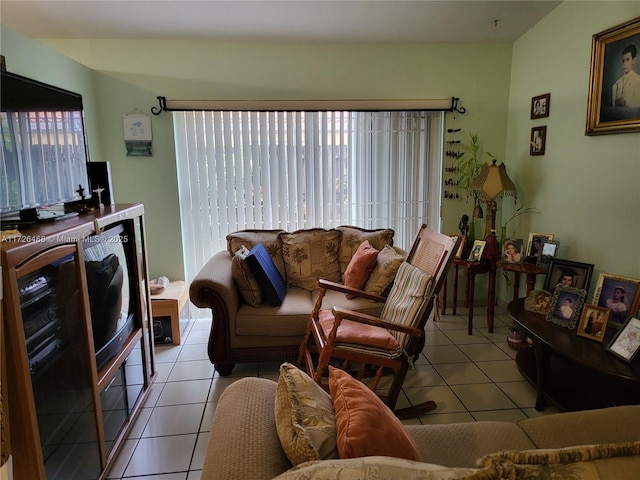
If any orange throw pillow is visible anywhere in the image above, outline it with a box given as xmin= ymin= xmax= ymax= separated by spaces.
xmin=343 ymin=240 xmax=379 ymax=297
xmin=328 ymin=366 xmax=422 ymax=461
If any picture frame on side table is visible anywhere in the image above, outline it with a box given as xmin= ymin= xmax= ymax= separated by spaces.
xmin=543 ymin=258 xmax=595 ymax=292
xmin=607 ymin=316 xmax=640 ymax=363
xmin=468 ymin=240 xmax=486 ymax=262
xmin=586 ymin=16 xmax=640 ymax=135
xmin=537 ymin=240 xmax=559 ymax=268
xmin=530 ymin=126 xmax=547 ymax=155
xmin=530 ymin=93 xmax=550 ymax=119
xmin=526 ymin=232 xmax=554 ymax=259
xmin=577 ymin=304 xmax=610 ymax=342
xmin=592 ymin=273 xmax=640 ymax=329
xmin=546 ymin=285 xmax=587 ymax=329
xmin=502 ymin=238 xmax=524 ymax=264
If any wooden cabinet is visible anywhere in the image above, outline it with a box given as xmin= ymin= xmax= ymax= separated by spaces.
xmin=1 ymin=204 xmax=156 ymax=480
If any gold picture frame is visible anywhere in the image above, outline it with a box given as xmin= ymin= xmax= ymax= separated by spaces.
xmin=577 ymin=304 xmax=610 ymax=342
xmin=592 ymin=273 xmax=640 ymax=329
xmin=586 ymin=16 xmax=640 ymax=135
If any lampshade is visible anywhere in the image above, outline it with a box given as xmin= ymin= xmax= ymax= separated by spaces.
xmin=468 ymin=159 xmax=517 ymax=201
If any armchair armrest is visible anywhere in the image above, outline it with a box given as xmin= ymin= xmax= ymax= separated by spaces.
xmin=318 ymin=278 xmax=386 ymax=303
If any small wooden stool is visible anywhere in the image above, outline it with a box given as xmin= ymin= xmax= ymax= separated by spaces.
xmin=150 ymin=280 xmax=190 ymax=344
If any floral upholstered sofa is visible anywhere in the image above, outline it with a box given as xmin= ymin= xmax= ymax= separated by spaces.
xmin=189 ymin=226 xmax=407 ymax=375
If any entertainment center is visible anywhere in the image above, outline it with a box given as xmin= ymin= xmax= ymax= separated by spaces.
xmin=1 ymin=204 xmax=156 ymax=480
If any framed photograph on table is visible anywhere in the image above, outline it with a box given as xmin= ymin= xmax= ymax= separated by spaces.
xmin=529 ymin=126 xmax=547 ymax=155
xmin=607 ymin=316 xmax=640 ymax=363
xmin=502 ymin=238 xmax=524 ymax=264
xmin=537 ymin=240 xmax=559 ymax=268
xmin=592 ymin=273 xmax=640 ymax=329
xmin=546 ymin=285 xmax=587 ymax=329
xmin=530 ymin=93 xmax=550 ymax=119
xmin=577 ymin=304 xmax=610 ymax=342
xmin=586 ymin=16 xmax=640 ymax=135
xmin=543 ymin=258 xmax=595 ymax=292
xmin=526 ymin=232 xmax=554 ymax=259
xmin=467 ymin=240 xmax=486 ymax=262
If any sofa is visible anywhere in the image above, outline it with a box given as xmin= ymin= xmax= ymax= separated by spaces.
xmin=200 ymin=365 xmax=640 ymax=480
xmin=190 ymin=226 xmax=407 ymax=375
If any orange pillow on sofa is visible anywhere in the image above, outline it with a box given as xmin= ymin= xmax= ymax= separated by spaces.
xmin=328 ymin=366 xmax=422 ymax=461
xmin=343 ymin=240 xmax=379 ymax=297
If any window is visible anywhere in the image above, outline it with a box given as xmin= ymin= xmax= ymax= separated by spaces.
xmin=174 ymin=110 xmax=443 ymax=280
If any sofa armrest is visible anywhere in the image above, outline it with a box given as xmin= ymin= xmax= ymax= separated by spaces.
xmin=190 ymin=251 xmax=239 ymax=365
xmin=201 ymin=377 xmax=291 ymax=480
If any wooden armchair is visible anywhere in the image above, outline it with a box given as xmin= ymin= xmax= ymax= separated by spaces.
xmin=297 ymin=225 xmax=460 ymax=418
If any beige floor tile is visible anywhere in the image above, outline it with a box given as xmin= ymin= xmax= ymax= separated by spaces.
xmin=156 ymin=379 xmax=213 ymax=406
xmin=434 ymin=362 xmax=492 ymax=385
xmin=142 ymin=403 xmax=206 ymax=437
xmin=476 ymin=359 xmax=524 ymax=383
xmin=457 ymin=343 xmax=512 ymax=362
xmin=424 ymin=345 xmax=470 ymax=364
xmin=451 ymin=383 xmax=518 ymax=411
xmin=124 ymin=434 xmax=197 ymax=477
xmin=404 ymin=385 xmax=467 ymax=414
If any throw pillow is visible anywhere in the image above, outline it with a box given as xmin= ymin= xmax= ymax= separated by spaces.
xmin=280 ymin=229 xmax=341 ymax=291
xmin=337 ymin=226 xmax=394 ymax=276
xmin=342 ymin=240 xmax=379 ymax=297
xmin=274 ymin=363 xmax=338 ymax=466
xmin=364 ymin=244 xmax=406 ymax=295
xmin=328 ymin=366 xmax=422 ymax=461
xmin=226 ymin=229 xmax=286 ymax=277
xmin=230 ymin=245 xmax=263 ymax=306
xmin=245 ymin=243 xmax=287 ymax=306
xmin=272 ymin=456 xmax=483 ymax=480
xmin=478 ymin=441 xmax=640 ymax=480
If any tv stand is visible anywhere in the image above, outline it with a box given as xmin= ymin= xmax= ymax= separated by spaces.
xmin=1 ymin=204 xmax=156 ymax=480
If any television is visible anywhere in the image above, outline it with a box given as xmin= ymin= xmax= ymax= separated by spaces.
xmin=83 ymin=223 xmax=135 ymax=370
xmin=1 ymin=70 xmax=91 ymax=222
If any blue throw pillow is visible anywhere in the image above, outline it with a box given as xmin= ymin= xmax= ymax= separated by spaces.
xmin=245 ymin=243 xmax=287 ymax=306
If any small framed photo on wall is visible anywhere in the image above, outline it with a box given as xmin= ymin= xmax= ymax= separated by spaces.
xmin=530 ymin=126 xmax=547 ymax=155
xmin=531 ymin=93 xmax=550 ymax=119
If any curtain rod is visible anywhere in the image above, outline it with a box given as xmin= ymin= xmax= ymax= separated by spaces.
xmin=151 ymin=96 xmax=466 ymax=115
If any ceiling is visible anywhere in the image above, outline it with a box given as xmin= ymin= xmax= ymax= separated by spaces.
xmin=1 ymin=1 xmax=561 ymax=44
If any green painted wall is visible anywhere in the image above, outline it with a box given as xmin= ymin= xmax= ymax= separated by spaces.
xmin=505 ymin=1 xmax=640 ymax=301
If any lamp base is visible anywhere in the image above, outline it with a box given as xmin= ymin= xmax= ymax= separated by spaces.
xmin=482 ymin=230 xmax=501 ymax=259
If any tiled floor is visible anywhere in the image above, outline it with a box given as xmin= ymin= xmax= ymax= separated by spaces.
xmin=106 ymin=305 xmax=559 ymax=479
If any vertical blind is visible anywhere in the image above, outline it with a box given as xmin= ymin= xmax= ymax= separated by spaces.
xmin=174 ymin=110 xmax=443 ymax=280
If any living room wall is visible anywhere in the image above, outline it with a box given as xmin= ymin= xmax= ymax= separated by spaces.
xmin=3 ymin=26 xmax=513 ymax=282
xmin=504 ymin=1 xmax=640 ymax=301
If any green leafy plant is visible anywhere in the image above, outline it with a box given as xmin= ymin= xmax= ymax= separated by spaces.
xmin=457 ymin=133 xmax=495 ymax=193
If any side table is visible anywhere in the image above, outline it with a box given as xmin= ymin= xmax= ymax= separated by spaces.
xmin=440 ymin=257 xmax=498 ymax=335
xmin=151 ymin=280 xmax=190 ymax=344
xmin=500 ymin=261 xmax=548 ymax=300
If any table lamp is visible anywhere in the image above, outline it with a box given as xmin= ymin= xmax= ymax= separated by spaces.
xmin=468 ymin=159 xmax=517 ymax=258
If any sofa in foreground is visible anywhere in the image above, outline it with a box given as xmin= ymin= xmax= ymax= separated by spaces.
xmin=190 ymin=226 xmax=406 ymax=375
xmin=201 ymin=364 xmax=640 ymax=480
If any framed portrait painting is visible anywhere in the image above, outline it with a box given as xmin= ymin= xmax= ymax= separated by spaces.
xmin=546 ymin=285 xmax=587 ymax=329
xmin=529 ymin=126 xmax=546 ymax=155
xmin=576 ymin=304 xmax=610 ymax=342
xmin=530 ymin=93 xmax=550 ymax=119
xmin=543 ymin=258 xmax=595 ymax=292
xmin=607 ymin=316 xmax=640 ymax=363
xmin=592 ymin=273 xmax=640 ymax=329
xmin=586 ymin=16 xmax=640 ymax=135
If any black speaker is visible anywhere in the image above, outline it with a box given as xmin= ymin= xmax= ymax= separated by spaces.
xmin=87 ymin=161 xmax=114 ymax=207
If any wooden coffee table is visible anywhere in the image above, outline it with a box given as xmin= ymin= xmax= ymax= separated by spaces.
xmin=507 ymin=298 xmax=640 ymax=411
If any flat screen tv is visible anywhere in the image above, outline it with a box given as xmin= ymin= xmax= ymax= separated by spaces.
xmin=1 ymin=70 xmax=90 ymax=220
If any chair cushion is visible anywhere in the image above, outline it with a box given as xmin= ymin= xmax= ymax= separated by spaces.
xmin=245 ymin=243 xmax=287 ymax=306
xmin=274 ymin=363 xmax=338 ymax=466
xmin=318 ymin=309 xmax=400 ymax=351
xmin=380 ymin=261 xmax=433 ymax=347
xmin=364 ymin=244 xmax=406 ymax=295
xmin=328 ymin=366 xmax=422 ymax=461
xmin=230 ymin=245 xmax=263 ymax=307
xmin=337 ymin=225 xmax=394 ymax=276
xmin=342 ymin=240 xmax=379 ymax=297
xmin=280 ymin=228 xmax=341 ymax=291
